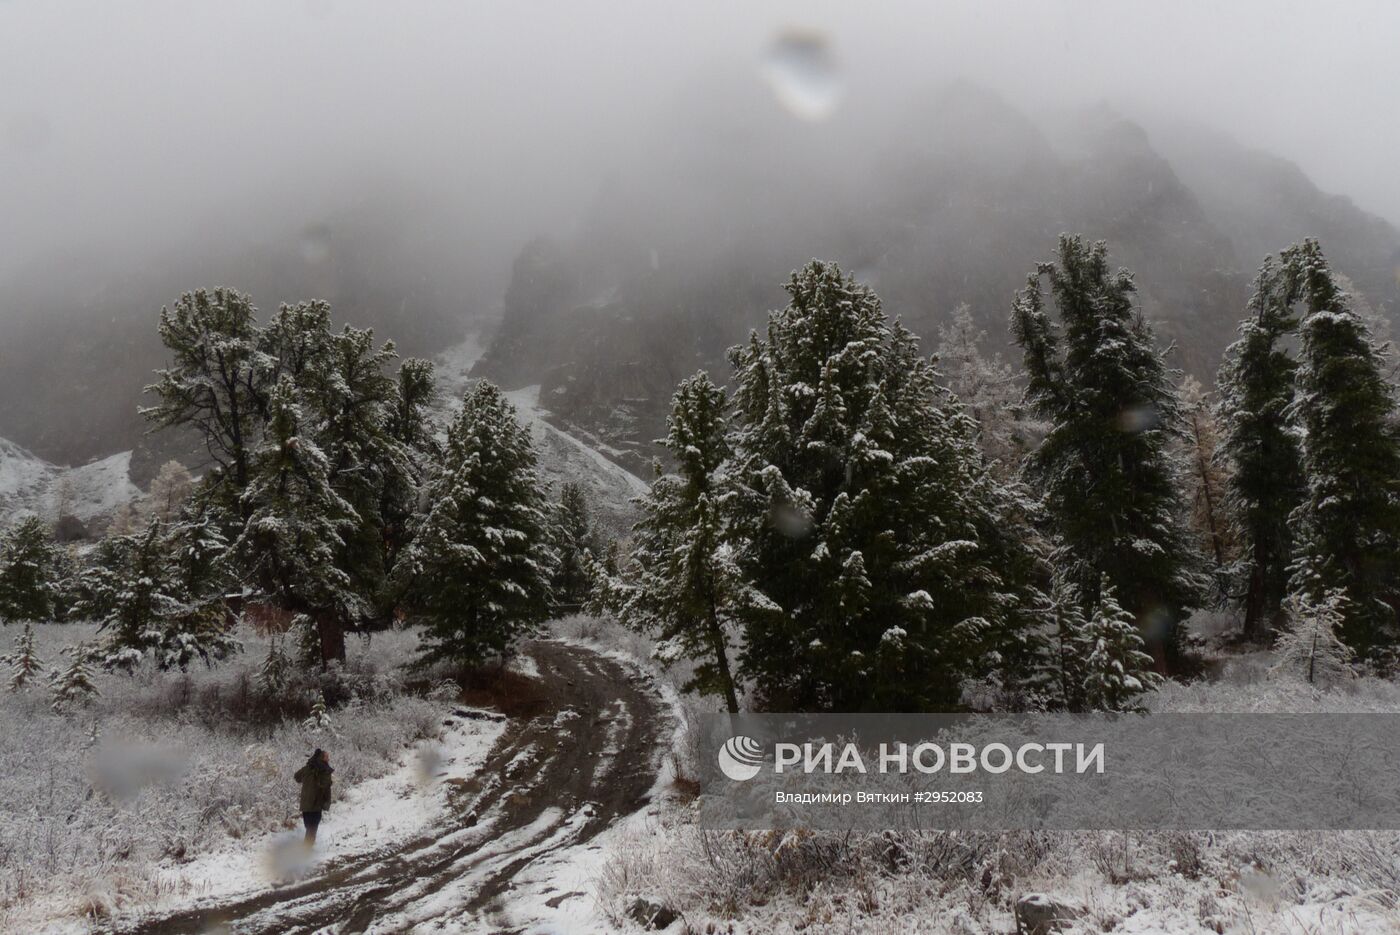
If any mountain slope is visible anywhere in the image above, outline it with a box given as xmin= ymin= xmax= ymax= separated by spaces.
xmin=474 ymin=85 xmax=1399 ymax=466
xmin=435 ymin=337 xmax=645 ymax=539
xmin=0 ymin=437 xmax=141 ymax=525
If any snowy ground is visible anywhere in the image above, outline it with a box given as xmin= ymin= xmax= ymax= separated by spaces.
xmin=580 ymin=648 xmax=1400 ymax=935
xmin=0 ymin=623 xmax=487 ymax=932
xmin=1 ymin=619 xmax=679 ymax=933
xmin=11 ymin=611 xmax=1397 ymax=934
xmin=102 ymin=707 xmax=505 ymax=929
xmin=478 ymin=620 xmax=690 ymax=934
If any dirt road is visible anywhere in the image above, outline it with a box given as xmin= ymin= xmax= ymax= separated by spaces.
xmin=119 ymin=640 xmax=668 ymax=934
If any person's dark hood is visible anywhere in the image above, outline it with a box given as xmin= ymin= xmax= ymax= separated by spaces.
xmin=306 ymin=753 xmax=334 ymax=773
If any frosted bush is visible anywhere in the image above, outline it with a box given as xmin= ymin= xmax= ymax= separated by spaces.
xmin=0 ymin=622 xmax=442 ymax=923
xmin=595 ymin=628 xmax=1400 ymax=934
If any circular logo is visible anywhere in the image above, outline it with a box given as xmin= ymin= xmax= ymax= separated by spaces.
xmin=717 ymin=735 xmax=764 ymax=781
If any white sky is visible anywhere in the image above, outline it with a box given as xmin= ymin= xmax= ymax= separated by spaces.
xmin=1 ymin=0 xmax=1396 ymax=283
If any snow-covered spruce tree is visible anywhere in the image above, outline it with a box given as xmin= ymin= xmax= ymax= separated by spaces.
xmin=583 ymin=539 xmax=625 ymax=617
xmin=1011 ymin=235 xmax=1202 ymax=669
xmin=1216 ymin=258 xmax=1305 ymax=641
xmin=4 ymin=622 xmax=45 ymax=691
xmin=1284 ymin=239 xmax=1400 ymax=656
xmin=935 ymin=303 xmax=1042 ymax=477
xmin=79 ymin=519 xmax=239 ymax=672
xmin=393 ymin=381 xmax=554 ymax=668
xmin=1178 ymin=377 xmax=1236 ymax=584
xmin=607 ymin=373 xmax=749 ymax=712
xmin=158 ymin=512 xmax=239 ymax=670
xmin=724 ymin=261 xmax=1043 ymax=712
xmin=232 ymin=376 xmax=367 ymax=666
xmin=49 ymin=642 xmax=99 ymax=712
xmin=257 ymin=635 xmax=292 ymax=696
xmin=163 ymin=510 xmax=229 ymax=602
xmin=302 ymin=691 xmax=333 ymax=732
xmin=552 ymin=482 xmax=598 ymax=606
xmin=384 ymin=356 xmax=440 ymax=572
xmin=1041 ymin=575 xmax=1090 ymax=712
xmin=0 ymin=516 xmax=67 ymax=624
xmin=81 ymin=523 xmax=182 ymax=672
xmin=1079 ymin=580 xmax=1160 ymax=712
xmin=1272 ymin=586 xmax=1354 ymax=685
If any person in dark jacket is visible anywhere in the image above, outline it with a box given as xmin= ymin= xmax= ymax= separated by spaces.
xmin=293 ymin=749 xmax=333 ymax=846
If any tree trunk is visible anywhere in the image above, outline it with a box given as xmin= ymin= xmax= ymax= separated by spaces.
xmin=1194 ymin=442 xmax=1225 ymax=567
xmin=1241 ymin=560 xmax=1267 ymax=642
xmin=706 ymin=592 xmax=739 ymax=714
xmin=316 ymin=612 xmax=347 ymax=667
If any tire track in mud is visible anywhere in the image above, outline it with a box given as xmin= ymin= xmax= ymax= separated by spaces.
xmin=119 ymin=640 xmax=668 ymax=935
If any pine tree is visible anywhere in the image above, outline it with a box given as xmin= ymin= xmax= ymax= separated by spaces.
xmin=4 ymin=622 xmax=45 ymax=691
xmin=232 ymin=376 xmax=366 ymax=666
xmin=551 ymin=482 xmax=598 ymax=605
xmin=1011 ymin=235 xmax=1202 ymax=668
xmin=279 ymin=306 xmax=422 ymax=622
xmin=936 ymin=303 xmax=1041 ymax=476
xmin=606 ymin=373 xmax=747 ymax=712
xmin=1284 ymin=239 xmax=1400 ymax=656
xmin=1216 ymin=258 xmax=1305 ymax=640
xmin=1272 ymin=587 xmax=1354 ymax=685
xmin=257 ymin=636 xmax=292 ymax=696
xmin=387 ymin=357 xmax=439 ymax=456
xmin=1079 ymin=580 xmax=1160 ymax=712
xmin=163 ymin=511 xmax=229 ymax=601
xmin=302 ymin=691 xmax=333 ymax=732
xmin=725 ymin=261 xmax=1042 ymax=711
xmin=50 ymin=642 xmax=99 ymax=712
xmin=144 ymin=291 xmax=437 ymax=662
xmin=144 ymin=288 xmax=273 ymax=512
xmin=0 ymin=516 xmax=66 ymax=624
xmin=159 ymin=512 xmax=239 ymax=670
xmin=1178 ymin=377 xmax=1235 ymax=580
xmin=393 ymin=381 xmax=555 ymax=667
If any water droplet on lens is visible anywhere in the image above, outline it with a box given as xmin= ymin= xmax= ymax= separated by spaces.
xmin=762 ymin=30 xmax=842 ymax=122
xmin=1116 ymin=404 xmax=1159 ymax=434
xmin=770 ymin=503 xmax=814 ymax=539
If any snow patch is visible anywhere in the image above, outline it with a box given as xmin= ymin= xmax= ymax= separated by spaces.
xmin=0 ymin=437 xmax=141 ymax=523
xmin=112 ymin=710 xmax=505 ymax=925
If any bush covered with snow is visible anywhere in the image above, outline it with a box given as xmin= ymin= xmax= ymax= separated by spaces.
xmin=593 ymin=641 xmax=1400 ymax=934
xmin=599 ymin=808 xmax=1400 ymax=933
xmin=0 ymin=622 xmax=442 ymax=925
